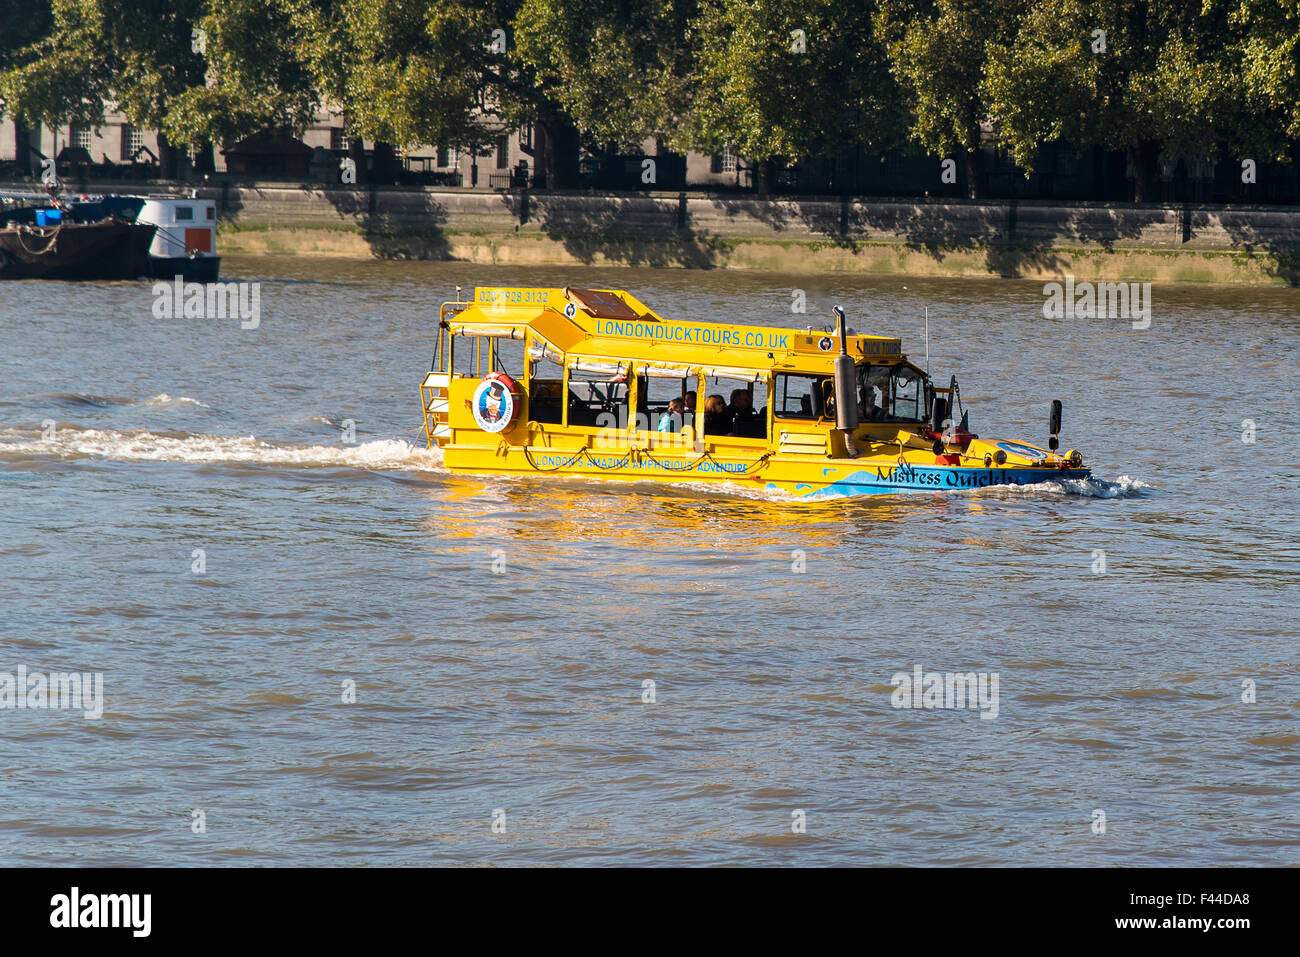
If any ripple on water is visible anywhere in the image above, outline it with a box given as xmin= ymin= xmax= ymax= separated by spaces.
xmin=0 ymin=263 xmax=1297 ymax=865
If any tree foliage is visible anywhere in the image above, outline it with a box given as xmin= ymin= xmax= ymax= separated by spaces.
xmin=163 ymin=0 xmax=320 ymax=148
xmin=683 ymin=0 xmax=903 ymax=183
xmin=1 ymin=0 xmax=1298 ymax=192
xmin=514 ymin=0 xmax=696 ymax=151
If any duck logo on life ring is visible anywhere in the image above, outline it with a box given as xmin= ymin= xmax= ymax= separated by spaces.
xmin=472 ymin=375 xmax=518 ymax=433
xmin=818 ymin=336 xmax=834 ymax=352
xmin=564 ymin=302 xmax=578 ymax=318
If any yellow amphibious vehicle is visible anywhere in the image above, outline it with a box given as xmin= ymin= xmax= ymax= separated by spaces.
xmin=419 ymin=286 xmax=1089 ymax=498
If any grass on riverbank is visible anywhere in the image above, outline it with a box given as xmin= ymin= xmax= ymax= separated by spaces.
xmin=216 ymin=222 xmax=1298 ymax=284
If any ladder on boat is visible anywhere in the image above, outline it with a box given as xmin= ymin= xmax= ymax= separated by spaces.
xmin=420 ymin=372 xmax=451 ymax=447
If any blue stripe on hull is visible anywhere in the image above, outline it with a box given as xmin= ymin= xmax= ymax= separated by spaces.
xmin=776 ymin=466 xmax=1092 ymax=498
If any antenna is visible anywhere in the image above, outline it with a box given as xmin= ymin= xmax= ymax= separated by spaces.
xmin=924 ymin=306 xmax=930 ymax=376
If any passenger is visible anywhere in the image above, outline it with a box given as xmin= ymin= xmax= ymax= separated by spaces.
xmin=703 ymin=394 xmax=730 ymax=435
xmin=657 ymin=397 xmax=686 ymax=433
xmin=860 ymin=386 xmax=884 ymax=421
xmin=727 ymin=388 xmax=762 ymax=438
xmin=683 ymin=390 xmax=696 ymax=414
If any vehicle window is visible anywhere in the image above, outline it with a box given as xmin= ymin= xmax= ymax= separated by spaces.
xmin=638 ymin=373 xmax=691 ymax=434
xmin=890 ymin=367 xmax=923 ymax=421
xmin=489 ymin=336 xmax=525 ymax=380
xmin=774 ymin=373 xmax=825 ymax=420
xmin=858 ymin=364 xmax=925 ymax=422
xmin=175 ymin=206 xmax=194 ymax=221
xmin=702 ymin=375 xmax=768 ymax=439
xmin=567 ymin=366 xmax=629 ymax=430
xmin=451 ymin=332 xmax=481 ymax=377
xmin=528 ymin=350 xmax=564 ymax=425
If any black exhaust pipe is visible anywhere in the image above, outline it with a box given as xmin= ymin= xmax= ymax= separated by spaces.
xmin=931 ymin=394 xmax=949 ymax=434
xmin=832 ymin=306 xmax=859 ymax=458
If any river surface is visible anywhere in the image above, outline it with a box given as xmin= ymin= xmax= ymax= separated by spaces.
xmin=1 ymin=256 xmax=1297 ymax=866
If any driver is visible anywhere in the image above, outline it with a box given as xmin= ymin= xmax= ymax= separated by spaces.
xmin=859 ymin=386 xmax=884 ymax=421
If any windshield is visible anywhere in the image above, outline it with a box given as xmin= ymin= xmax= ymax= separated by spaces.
xmin=857 ymin=363 xmax=926 ymax=422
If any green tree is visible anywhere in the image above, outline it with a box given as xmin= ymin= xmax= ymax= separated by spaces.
xmin=0 ymin=0 xmax=58 ymax=174
xmin=0 ymin=0 xmax=212 ymax=176
xmin=163 ymin=0 xmax=321 ymax=162
xmin=982 ymin=0 xmax=1272 ymax=200
xmin=875 ymin=0 xmax=1024 ymax=198
xmin=301 ymin=0 xmax=584 ymax=187
xmin=685 ymin=0 xmax=904 ymax=194
xmin=0 ymin=0 xmax=107 ymax=131
xmin=1222 ymin=0 xmax=1300 ymax=159
xmin=514 ymin=0 xmax=697 ymax=152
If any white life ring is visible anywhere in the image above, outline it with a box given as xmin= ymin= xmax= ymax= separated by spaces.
xmin=471 ymin=373 xmax=519 ymax=433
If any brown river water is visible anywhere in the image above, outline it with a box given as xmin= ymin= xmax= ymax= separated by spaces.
xmin=0 ymin=256 xmax=1296 ymax=865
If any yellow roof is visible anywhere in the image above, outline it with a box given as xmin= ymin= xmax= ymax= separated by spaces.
xmin=447 ymin=286 xmax=905 ymax=373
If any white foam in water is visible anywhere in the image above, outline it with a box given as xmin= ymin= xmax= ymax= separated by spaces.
xmin=0 ymin=427 xmax=445 ymax=472
xmin=1 ymin=425 xmax=1145 ymax=499
xmin=971 ymin=473 xmax=1151 ymax=499
xmin=1063 ymin=473 xmax=1151 ymax=498
xmin=141 ymin=393 xmax=210 ymax=409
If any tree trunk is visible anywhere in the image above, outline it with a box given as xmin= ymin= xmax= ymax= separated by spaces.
xmin=15 ymin=120 xmax=39 ymax=176
xmin=755 ymin=159 xmax=776 ymax=196
xmin=348 ymin=137 xmax=367 ymax=185
xmin=531 ymin=124 xmax=550 ymax=189
xmin=541 ymin=115 xmax=580 ymax=190
xmin=1129 ymin=140 xmax=1159 ymax=203
xmin=373 ymin=141 xmax=398 ymax=184
xmin=963 ymin=145 xmax=985 ymax=199
xmin=158 ymin=129 xmax=178 ymax=180
xmin=194 ymin=140 xmax=215 ymax=175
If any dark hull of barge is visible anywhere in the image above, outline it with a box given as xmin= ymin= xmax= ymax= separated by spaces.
xmin=0 ymin=221 xmax=156 ymax=280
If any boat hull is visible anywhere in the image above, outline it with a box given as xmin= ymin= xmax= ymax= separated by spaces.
xmin=441 ymin=443 xmax=1091 ymax=498
xmin=0 ymin=221 xmax=156 ymax=280
xmin=773 ymin=464 xmax=1093 ymax=498
xmin=146 ymin=255 xmax=221 ymax=282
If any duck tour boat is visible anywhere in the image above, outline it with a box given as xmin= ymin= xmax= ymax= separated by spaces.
xmin=419 ymin=286 xmax=1090 ymax=498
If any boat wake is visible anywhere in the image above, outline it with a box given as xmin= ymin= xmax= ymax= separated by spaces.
xmin=0 ymin=422 xmax=1148 ymax=501
xmin=1063 ymin=474 xmax=1151 ymax=498
xmin=0 ymin=425 xmax=444 ymax=472
xmin=971 ymin=473 xmax=1151 ymax=499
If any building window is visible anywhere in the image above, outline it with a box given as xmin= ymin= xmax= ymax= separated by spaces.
xmin=711 ymin=147 xmax=736 ymax=175
xmin=330 ymin=126 xmax=349 ymax=151
xmin=120 ymin=125 xmax=143 ymax=162
xmin=71 ymin=126 xmax=92 ymax=151
xmin=495 ymin=135 xmax=509 ymax=169
xmin=437 ymin=146 xmax=451 ymax=168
